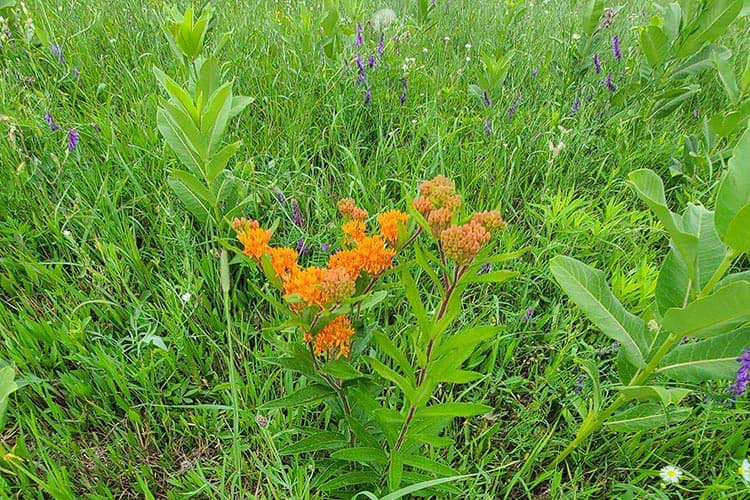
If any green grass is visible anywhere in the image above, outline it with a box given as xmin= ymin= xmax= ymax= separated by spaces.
xmin=1 ymin=0 xmax=750 ymax=497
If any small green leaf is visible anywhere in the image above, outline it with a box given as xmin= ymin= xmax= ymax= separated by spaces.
xmin=604 ymin=403 xmax=691 ymax=432
xmin=417 ymin=402 xmax=492 ymax=418
xmin=321 ymin=358 xmax=366 ymax=381
xmin=373 ymin=332 xmax=414 ymax=385
xmin=465 ymin=270 xmax=518 ymax=284
xmin=168 ymin=174 xmax=212 ymax=224
xmin=331 ymin=447 xmax=387 ymax=464
xmin=279 ymin=432 xmax=348 ymax=455
xmin=260 ymin=384 xmax=335 ymax=409
xmin=616 ymin=386 xmax=692 ymax=406
xmin=364 ymin=356 xmax=416 ymax=403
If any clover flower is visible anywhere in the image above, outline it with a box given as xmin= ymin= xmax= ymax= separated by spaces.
xmin=728 ymin=347 xmax=750 ymax=397
xmin=659 ymin=465 xmax=682 ymax=484
xmin=368 ymin=54 xmax=375 ymax=68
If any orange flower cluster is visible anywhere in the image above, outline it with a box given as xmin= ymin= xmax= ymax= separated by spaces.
xmin=338 ymin=198 xmax=368 ymax=221
xmin=378 ymin=210 xmax=409 ymax=245
xmin=440 ymin=220 xmax=491 ymax=265
xmin=304 ymin=316 xmax=355 ymax=358
xmin=412 ymin=175 xmax=506 ymax=265
xmin=234 ymin=218 xmax=272 ymax=259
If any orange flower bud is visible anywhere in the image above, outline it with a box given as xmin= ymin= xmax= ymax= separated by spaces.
xmin=440 ymin=220 xmax=491 ymax=265
xmin=471 ymin=210 xmax=505 ymax=233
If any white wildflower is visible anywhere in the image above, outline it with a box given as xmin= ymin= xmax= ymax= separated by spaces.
xmin=740 ymin=459 xmax=749 ymax=485
xmin=180 ymin=292 xmax=192 ymax=303
xmin=659 ymin=465 xmax=682 ymax=484
xmin=371 ymin=8 xmax=397 ymax=32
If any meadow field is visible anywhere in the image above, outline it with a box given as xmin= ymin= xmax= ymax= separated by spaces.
xmin=2 ymin=0 xmax=750 ymax=497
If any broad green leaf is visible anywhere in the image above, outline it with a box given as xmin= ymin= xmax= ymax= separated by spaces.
xmin=321 ymin=358 xmax=366 ymax=381
xmin=201 ymin=81 xmax=234 ymax=157
xmin=320 ymin=472 xmax=378 ymax=491
xmin=715 ymin=128 xmax=750 ymax=252
xmin=401 ymin=269 xmax=431 ymax=337
xmin=629 ymin=169 xmax=699 ymax=278
xmin=661 ymin=2 xmax=682 ymax=42
xmin=402 ymin=455 xmax=458 ymax=477
xmin=0 ymin=366 xmax=17 ymax=403
xmin=154 ymin=67 xmax=198 ymax=123
xmin=206 ymin=141 xmax=242 ymax=182
xmin=616 ymin=386 xmax=692 ymax=406
xmin=675 ymin=0 xmax=743 ymax=58
xmin=373 ymin=332 xmax=415 ymax=385
xmin=650 ymin=85 xmax=701 ymax=118
xmin=465 ymin=270 xmax=519 ymax=284
xmin=657 ymin=327 xmax=750 ymax=382
xmin=260 ymin=384 xmax=335 ymax=409
xmin=616 ymin=347 xmax=638 ymax=385
xmin=604 ymin=403 xmax=691 ymax=432
xmin=171 ymin=169 xmax=216 ymax=206
xmin=279 ymin=431 xmax=348 ymax=455
xmin=640 ymin=25 xmax=669 ymax=70
xmin=330 ymin=447 xmax=387 ymax=464
xmin=229 ymin=95 xmax=254 ymax=120
xmin=669 ymin=44 xmax=729 ymax=80
xmin=550 ymin=256 xmax=649 ymax=367
xmin=195 ymin=57 xmax=222 ymax=100
xmin=416 ymin=402 xmax=492 ymax=418
xmin=168 ymin=175 xmax=212 ymax=224
xmin=157 ymin=106 xmax=205 ymax=174
xmin=713 ymin=50 xmax=741 ymax=103
xmin=582 ymin=0 xmax=605 ymax=36
xmin=662 ymin=281 xmax=750 ymax=338
xmin=364 ymin=356 xmax=416 ymax=402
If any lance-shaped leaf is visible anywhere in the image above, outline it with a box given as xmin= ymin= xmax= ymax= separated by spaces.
xmin=616 ymin=386 xmax=692 ymax=406
xmin=604 ymin=403 xmax=691 ymax=432
xmin=550 ymin=256 xmax=649 ymax=367
xmin=279 ymin=431 xmax=348 ymax=455
xmin=674 ymin=0 xmax=743 ymax=59
xmin=662 ymin=281 xmax=750 ymax=338
xmin=715 ymin=128 xmax=750 ymax=252
xmin=416 ymin=402 xmax=492 ymax=418
xmin=657 ymin=327 xmax=750 ymax=382
xmin=629 ymin=169 xmax=699 ymax=279
xmin=261 ymin=384 xmax=335 ymax=409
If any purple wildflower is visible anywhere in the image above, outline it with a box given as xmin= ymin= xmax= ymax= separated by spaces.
xmin=593 ymin=54 xmax=602 ymax=73
xmin=44 ymin=112 xmax=59 ymax=131
xmin=364 ymin=86 xmax=371 ymax=104
xmin=571 ymin=98 xmax=580 ymax=114
xmin=355 ymin=23 xmax=363 ymax=48
xmin=368 ymin=54 xmax=375 ymax=68
xmin=479 ymin=263 xmax=493 ymax=274
xmin=507 ymin=93 xmax=521 ymax=119
xmin=605 ymin=73 xmax=616 ymax=92
xmin=378 ymin=33 xmax=385 ymax=56
xmin=612 ymin=35 xmax=621 ymax=61
xmin=321 ymin=243 xmax=331 ymax=253
xmin=482 ymin=90 xmax=492 ymax=107
xmin=522 ymin=307 xmax=534 ymax=323
xmin=93 ymin=124 xmax=101 ymax=133
xmin=73 ymin=67 xmax=79 ymax=79
xmin=445 ymin=1 xmax=451 ymax=13
xmin=728 ymin=347 xmax=750 ymax=397
xmin=273 ymin=186 xmax=286 ymax=204
xmin=574 ymin=374 xmax=586 ymax=394
xmin=50 ymin=44 xmax=66 ymax=65
xmin=483 ymin=118 xmax=491 ymax=135
xmin=693 ymin=108 xmax=700 ymax=119
xmin=355 ymin=53 xmax=366 ymax=83
xmin=296 ymin=238 xmax=311 ymax=255
xmin=291 ymin=200 xmax=304 ymax=227
xmin=67 ymin=129 xmax=79 ymax=152
xmin=531 ymin=69 xmax=538 ymax=79
xmin=400 ymin=92 xmax=406 ymax=105
xmin=400 ymin=78 xmax=407 ymax=105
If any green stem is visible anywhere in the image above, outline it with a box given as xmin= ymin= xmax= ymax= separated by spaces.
xmin=699 ymin=250 xmax=737 ymax=298
xmin=551 ymin=332 xmax=683 ymax=468
xmin=220 ymin=249 xmax=242 ymax=493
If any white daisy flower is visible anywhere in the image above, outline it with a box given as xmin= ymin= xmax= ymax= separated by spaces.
xmin=180 ymin=292 xmax=192 ymax=303
xmin=660 ymin=465 xmax=682 ymax=484
xmin=572 ymin=33 xmax=581 ymax=40
xmin=740 ymin=459 xmax=749 ymax=485
xmin=464 ymin=42 xmax=471 ymax=50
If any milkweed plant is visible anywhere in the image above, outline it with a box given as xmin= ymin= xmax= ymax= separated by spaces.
xmin=233 ymin=176 xmax=519 ymax=494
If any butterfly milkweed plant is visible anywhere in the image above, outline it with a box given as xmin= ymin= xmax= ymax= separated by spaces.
xmin=233 ymin=176 xmax=519 ymax=495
